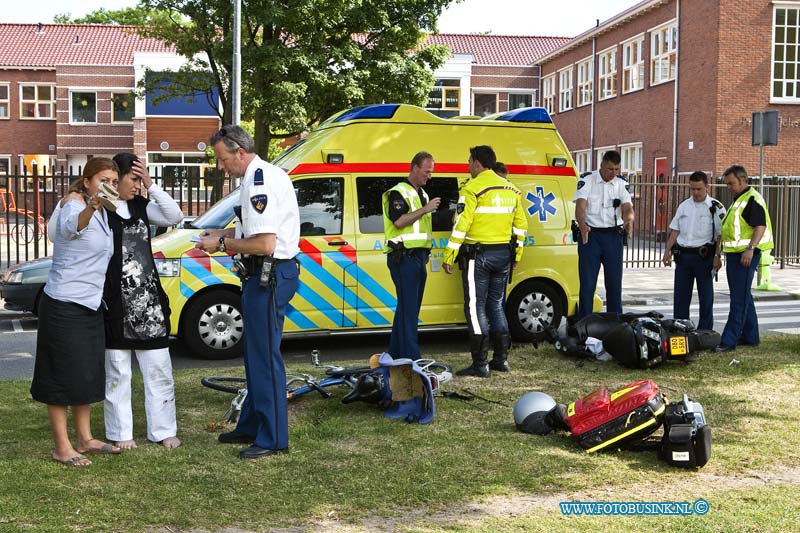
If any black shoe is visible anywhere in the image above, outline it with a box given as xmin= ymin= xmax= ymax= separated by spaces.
xmin=714 ymin=344 xmax=735 ymax=353
xmin=239 ymin=446 xmax=288 ymax=460
xmin=218 ymin=431 xmax=254 ymax=444
xmin=455 ymin=363 xmax=490 ymax=378
xmin=488 ymin=358 xmax=510 ymax=372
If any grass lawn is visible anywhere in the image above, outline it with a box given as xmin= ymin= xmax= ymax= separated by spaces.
xmin=1 ymin=335 xmax=799 ymax=532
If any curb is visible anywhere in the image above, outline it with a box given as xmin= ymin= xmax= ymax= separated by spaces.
xmin=618 ymin=291 xmax=800 ymax=307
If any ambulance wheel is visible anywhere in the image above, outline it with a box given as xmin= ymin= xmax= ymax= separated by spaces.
xmin=507 ymin=280 xmax=564 ymax=343
xmin=183 ymin=290 xmax=244 ymax=359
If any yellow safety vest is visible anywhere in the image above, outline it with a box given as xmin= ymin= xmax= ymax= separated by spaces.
xmin=382 ymin=181 xmax=432 ymax=251
xmin=721 ymin=187 xmax=774 ymax=253
xmin=444 ymin=169 xmax=528 ymax=265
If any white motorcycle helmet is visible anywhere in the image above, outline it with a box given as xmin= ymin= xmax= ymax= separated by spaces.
xmin=513 ymin=391 xmax=558 ymax=435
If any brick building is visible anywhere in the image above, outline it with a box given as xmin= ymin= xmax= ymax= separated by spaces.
xmin=423 ymin=34 xmax=569 ymax=117
xmin=0 ymin=23 xmax=219 ymax=179
xmin=537 ymin=0 xmax=800 ymax=181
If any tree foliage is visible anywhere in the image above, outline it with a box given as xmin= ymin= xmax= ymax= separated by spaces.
xmin=53 ymin=7 xmax=174 ymax=26
xmin=133 ymin=0 xmax=453 ymax=156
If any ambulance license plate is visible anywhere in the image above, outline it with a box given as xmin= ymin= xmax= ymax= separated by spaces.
xmin=669 ymin=336 xmax=688 ymax=355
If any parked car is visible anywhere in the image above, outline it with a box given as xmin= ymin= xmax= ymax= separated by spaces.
xmin=1 ymin=257 xmax=50 ymax=314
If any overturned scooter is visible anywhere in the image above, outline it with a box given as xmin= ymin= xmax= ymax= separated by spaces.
xmin=546 ymin=312 xmax=720 ymax=368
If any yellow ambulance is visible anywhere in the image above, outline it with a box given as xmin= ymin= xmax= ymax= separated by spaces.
xmin=151 ymin=104 xmax=587 ymax=359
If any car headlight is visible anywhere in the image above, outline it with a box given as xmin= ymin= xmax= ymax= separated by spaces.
xmin=5 ymin=271 xmax=24 ymax=284
xmin=154 ymin=258 xmax=181 ymax=277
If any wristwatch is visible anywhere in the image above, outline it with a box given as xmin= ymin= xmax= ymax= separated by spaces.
xmin=218 ymin=237 xmax=227 ymax=253
xmin=746 ymin=244 xmax=755 ymax=251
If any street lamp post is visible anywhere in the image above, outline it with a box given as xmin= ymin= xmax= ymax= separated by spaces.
xmin=232 ymin=0 xmax=241 ymax=126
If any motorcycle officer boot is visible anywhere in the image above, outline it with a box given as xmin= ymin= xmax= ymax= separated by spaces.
xmin=489 ymin=333 xmax=511 ymax=372
xmin=456 ymin=335 xmax=490 ymax=378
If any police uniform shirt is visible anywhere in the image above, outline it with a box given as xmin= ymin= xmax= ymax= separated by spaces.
xmin=387 ymin=180 xmax=428 ymax=223
xmin=238 ymin=155 xmax=300 ymax=260
xmin=669 ymin=195 xmax=726 ymax=248
xmin=572 ymin=170 xmax=632 ymax=228
xmin=734 ymin=186 xmax=767 ymax=228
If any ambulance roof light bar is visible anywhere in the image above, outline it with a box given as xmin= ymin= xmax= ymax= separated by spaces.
xmin=496 ymin=107 xmax=553 ymax=124
xmin=333 ymin=104 xmax=401 ymax=123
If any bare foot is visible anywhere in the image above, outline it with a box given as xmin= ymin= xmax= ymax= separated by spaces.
xmin=52 ymin=448 xmax=92 ymax=467
xmin=76 ymin=438 xmax=123 ymax=454
xmin=159 ymin=436 xmax=182 ymax=449
xmin=114 ymin=439 xmax=138 ymax=450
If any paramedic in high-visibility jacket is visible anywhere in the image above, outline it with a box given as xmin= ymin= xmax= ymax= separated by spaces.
xmin=443 ymin=146 xmax=528 ymax=377
xmin=382 ymin=152 xmax=441 ymax=360
xmin=715 ymin=165 xmax=774 ymax=353
xmin=574 ymin=150 xmax=634 ymax=318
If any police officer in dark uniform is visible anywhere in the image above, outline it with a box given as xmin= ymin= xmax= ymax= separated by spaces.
xmin=196 ymin=125 xmax=300 ymax=459
xmin=573 ymin=150 xmax=634 ymax=318
xmin=382 ymin=152 xmax=441 ymax=360
xmin=662 ymin=171 xmax=726 ymax=330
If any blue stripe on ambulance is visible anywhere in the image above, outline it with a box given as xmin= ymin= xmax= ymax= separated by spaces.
xmin=286 ymin=303 xmax=318 ymax=329
xmin=182 ymin=258 xmax=226 ymax=287
xmin=327 ymin=251 xmax=398 ymax=310
xmin=296 ymin=254 xmax=390 ymax=326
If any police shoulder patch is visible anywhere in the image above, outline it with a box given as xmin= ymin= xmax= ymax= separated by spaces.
xmin=577 ymin=180 xmax=586 ymax=190
xmin=250 ymin=193 xmax=268 ymax=213
xmin=711 ymin=199 xmax=723 ymax=209
xmin=456 ymin=202 xmax=465 ymax=214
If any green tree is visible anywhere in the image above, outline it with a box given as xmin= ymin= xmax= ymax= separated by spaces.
xmin=53 ymin=7 xmax=173 ymax=26
xmin=134 ymin=0 xmax=452 ymax=157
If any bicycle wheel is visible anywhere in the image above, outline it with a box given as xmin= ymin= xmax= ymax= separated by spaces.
xmin=201 ymin=376 xmax=247 ymax=394
xmin=287 ymin=376 xmax=348 ymax=400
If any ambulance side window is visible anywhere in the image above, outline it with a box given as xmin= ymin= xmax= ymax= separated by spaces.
xmin=293 ymin=177 xmax=343 ymax=236
xmin=355 ymin=176 xmax=459 ymax=233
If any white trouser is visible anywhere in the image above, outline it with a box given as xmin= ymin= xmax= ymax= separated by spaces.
xmin=104 ymin=348 xmax=177 ymax=443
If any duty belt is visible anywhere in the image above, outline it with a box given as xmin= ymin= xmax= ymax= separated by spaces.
xmin=240 ymin=255 xmax=296 ymax=271
xmin=588 ymin=225 xmax=621 ymax=233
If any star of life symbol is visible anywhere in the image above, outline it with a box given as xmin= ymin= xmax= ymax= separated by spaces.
xmin=526 ymin=187 xmax=557 ymax=222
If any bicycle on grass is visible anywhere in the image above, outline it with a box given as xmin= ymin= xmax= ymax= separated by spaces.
xmin=201 ymin=350 xmax=452 ymax=423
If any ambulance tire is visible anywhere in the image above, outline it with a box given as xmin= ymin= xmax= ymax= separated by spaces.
xmin=507 ymin=280 xmax=564 ymax=343
xmin=182 ymin=290 xmax=244 ymax=360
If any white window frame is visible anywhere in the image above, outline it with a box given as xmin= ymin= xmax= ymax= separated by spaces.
xmin=111 ymin=92 xmax=135 ymax=123
xmin=573 ymin=150 xmax=591 ymax=175
xmin=771 ymin=3 xmax=800 ymax=103
xmin=622 ymin=34 xmax=644 ymax=94
xmin=650 ymin=20 xmax=678 ymax=86
xmin=0 ymin=83 xmax=9 ymax=119
xmin=19 ymin=83 xmax=55 ymax=119
xmin=619 ymin=142 xmax=642 ymax=195
xmin=598 ymin=46 xmax=617 ymax=100
xmin=542 ymin=74 xmax=556 ymax=114
xmin=576 ymin=57 xmax=593 ymax=107
xmin=70 ymin=90 xmax=98 ymax=124
xmin=559 ymin=66 xmax=573 ymax=112
xmin=0 ymin=155 xmax=11 ymax=174
xmin=595 ymin=146 xmax=615 ymax=170
xmin=508 ymin=92 xmax=534 ymax=110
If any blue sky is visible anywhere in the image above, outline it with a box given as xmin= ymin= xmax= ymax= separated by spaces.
xmin=1 ymin=0 xmax=641 ymax=38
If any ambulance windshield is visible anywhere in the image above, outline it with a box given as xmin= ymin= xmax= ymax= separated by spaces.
xmin=190 ymin=188 xmax=239 ymax=229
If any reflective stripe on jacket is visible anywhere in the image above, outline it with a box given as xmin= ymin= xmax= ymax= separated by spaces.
xmin=382 ymin=181 xmax=432 ymax=251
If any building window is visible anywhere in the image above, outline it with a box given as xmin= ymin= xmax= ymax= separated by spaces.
xmin=773 ymin=6 xmax=800 ymax=102
xmin=574 ymin=150 xmax=590 ymax=175
xmin=622 ymin=35 xmax=644 ymax=94
xmin=112 ymin=92 xmax=135 ymax=122
xmin=70 ymin=91 xmax=97 ymax=123
xmin=0 ymin=156 xmax=10 ymax=174
xmin=426 ymin=79 xmax=461 ymax=118
xmin=509 ymin=93 xmax=533 ymax=109
xmin=598 ymin=47 xmax=617 ymax=100
xmin=474 ymin=93 xmax=498 ymax=116
xmin=651 ymin=21 xmax=677 ymax=85
xmin=576 ymin=57 xmax=593 ymax=107
xmin=559 ymin=66 xmax=573 ymax=112
xmin=620 ymin=143 xmax=642 ymax=193
xmin=0 ymin=84 xmax=9 ymax=119
xmin=542 ymin=74 xmax=556 ymax=114
xmin=20 ymin=84 xmax=55 ymax=119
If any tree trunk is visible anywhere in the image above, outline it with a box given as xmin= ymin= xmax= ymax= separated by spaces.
xmin=253 ymin=109 xmax=272 ymax=160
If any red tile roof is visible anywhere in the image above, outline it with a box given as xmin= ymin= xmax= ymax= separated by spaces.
xmin=423 ymin=34 xmax=571 ymax=66
xmin=0 ymin=24 xmax=173 ymax=67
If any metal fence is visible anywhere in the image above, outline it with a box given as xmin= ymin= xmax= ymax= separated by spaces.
xmin=3 ymin=169 xmax=799 ymax=273
xmin=624 ymin=174 xmax=800 ymax=268
xmin=1 ymin=166 xmax=235 ymax=273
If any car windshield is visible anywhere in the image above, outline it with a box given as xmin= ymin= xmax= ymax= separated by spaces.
xmin=190 ymin=189 xmax=240 ymax=229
